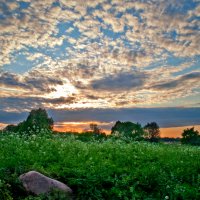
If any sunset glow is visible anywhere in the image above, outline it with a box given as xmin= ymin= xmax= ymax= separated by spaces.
xmin=54 ymin=121 xmax=112 ymax=134
xmin=160 ymin=125 xmax=200 ymax=138
xmin=0 ymin=0 xmax=200 ymax=137
xmin=53 ymin=123 xmax=200 ymax=138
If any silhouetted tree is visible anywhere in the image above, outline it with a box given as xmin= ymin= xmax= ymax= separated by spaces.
xmin=25 ymin=108 xmax=53 ymax=131
xmin=3 ymin=124 xmax=17 ymax=132
xmin=90 ymin=123 xmax=101 ymax=134
xmin=181 ymin=127 xmax=200 ymax=146
xmin=4 ymin=108 xmax=53 ymax=134
xmin=144 ymin=122 xmax=160 ymax=142
xmin=111 ymin=121 xmax=145 ymax=140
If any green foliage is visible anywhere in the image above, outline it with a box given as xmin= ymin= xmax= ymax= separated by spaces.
xmin=181 ymin=127 xmax=200 ymax=146
xmin=76 ymin=131 xmax=106 ymax=142
xmin=3 ymin=124 xmax=18 ymax=132
xmin=0 ymin=179 xmax=13 ymax=200
xmin=144 ymin=122 xmax=160 ymax=142
xmin=25 ymin=108 xmax=53 ymax=131
xmin=111 ymin=121 xmax=145 ymax=141
xmin=4 ymin=108 xmax=53 ymax=135
xmin=23 ymin=189 xmax=72 ymax=200
xmin=0 ymin=132 xmax=200 ymax=199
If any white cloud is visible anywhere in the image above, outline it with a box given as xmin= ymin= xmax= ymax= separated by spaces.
xmin=1 ymin=0 xmax=200 ymax=111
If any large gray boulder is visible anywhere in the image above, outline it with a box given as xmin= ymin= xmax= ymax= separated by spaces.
xmin=19 ymin=171 xmax=72 ymax=196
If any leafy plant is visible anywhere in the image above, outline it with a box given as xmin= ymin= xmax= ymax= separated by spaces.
xmin=0 ymin=132 xmax=199 ymax=199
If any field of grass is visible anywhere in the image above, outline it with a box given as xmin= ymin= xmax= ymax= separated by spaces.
xmin=0 ymin=132 xmax=200 ymax=199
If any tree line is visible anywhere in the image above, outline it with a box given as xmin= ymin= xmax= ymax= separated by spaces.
xmin=3 ymin=108 xmax=200 ymax=145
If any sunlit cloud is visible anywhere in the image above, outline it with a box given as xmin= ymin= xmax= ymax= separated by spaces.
xmin=0 ymin=0 xmax=200 ymax=130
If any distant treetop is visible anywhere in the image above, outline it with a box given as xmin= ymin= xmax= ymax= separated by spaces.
xmin=144 ymin=122 xmax=160 ymax=142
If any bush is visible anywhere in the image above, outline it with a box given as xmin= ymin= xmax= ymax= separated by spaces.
xmin=181 ymin=127 xmax=200 ymax=146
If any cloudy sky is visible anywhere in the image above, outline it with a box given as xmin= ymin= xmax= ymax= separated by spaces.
xmin=0 ymin=0 xmax=200 ymax=134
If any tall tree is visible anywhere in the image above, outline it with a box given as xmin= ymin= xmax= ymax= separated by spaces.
xmin=144 ymin=122 xmax=160 ymax=142
xmin=4 ymin=108 xmax=53 ymax=134
xmin=25 ymin=108 xmax=53 ymax=131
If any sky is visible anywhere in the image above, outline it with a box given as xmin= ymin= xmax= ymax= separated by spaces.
xmin=0 ymin=0 xmax=200 ymax=136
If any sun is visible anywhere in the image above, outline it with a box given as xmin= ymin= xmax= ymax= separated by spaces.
xmin=46 ymin=82 xmax=77 ymax=99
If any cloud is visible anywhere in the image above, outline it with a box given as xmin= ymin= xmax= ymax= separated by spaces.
xmin=85 ymin=95 xmax=100 ymax=100
xmin=7 ymin=2 xmax=19 ymax=11
xmin=0 ymin=70 xmax=64 ymax=94
xmin=0 ymin=96 xmax=77 ymax=112
xmin=0 ymin=71 xmax=28 ymax=89
xmin=49 ymin=107 xmax=200 ymax=128
xmin=49 ymin=96 xmax=76 ymax=104
xmin=0 ymin=0 xmax=200 ymax=114
xmin=152 ymin=72 xmax=200 ymax=90
xmin=1 ymin=107 xmax=200 ymax=130
xmin=0 ymin=107 xmax=195 ymax=128
xmin=0 ymin=110 xmax=28 ymax=124
xmin=90 ymin=71 xmax=148 ymax=91
xmin=24 ymin=70 xmax=64 ymax=92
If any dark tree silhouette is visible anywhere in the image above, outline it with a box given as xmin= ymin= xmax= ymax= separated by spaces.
xmin=3 ymin=124 xmax=17 ymax=132
xmin=90 ymin=123 xmax=101 ymax=134
xmin=4 ymin=108 xmax=53 ymax=134
xmin=25 ymin=108 xmax=53 ymax=131
xmin=144 ymin=122 xmax=160 ymax=142
xmin=181 ymin=127 xmax=200 ymax=145
xmin=111 ymin=121 xmax=145 ymax=140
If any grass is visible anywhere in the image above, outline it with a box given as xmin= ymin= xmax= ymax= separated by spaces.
xmin=0 ymin=132 xmax=200 ymax=199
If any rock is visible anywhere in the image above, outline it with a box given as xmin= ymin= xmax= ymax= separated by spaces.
xmin=19 ymin=171 xmax=72 ymax=196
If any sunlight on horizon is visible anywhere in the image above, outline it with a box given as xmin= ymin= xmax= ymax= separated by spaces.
xmin=54 ymin=122 xmax=200 ymax=138
xmin=0 ymin=0 xmax=200 ymax=137
xmin=1 ymin=120 xmax=200 ymax=138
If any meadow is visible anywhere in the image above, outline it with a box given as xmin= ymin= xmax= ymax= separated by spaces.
xmin=0 ymin=131 xmax=200 ymax=200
